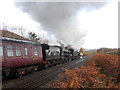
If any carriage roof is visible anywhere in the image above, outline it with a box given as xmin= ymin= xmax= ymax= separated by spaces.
xmin=0 ymin=37 xmax=35 ymax=44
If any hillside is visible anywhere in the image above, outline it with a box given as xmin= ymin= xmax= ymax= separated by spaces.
xmin=97 ymin=48 xmax=119 ymax=55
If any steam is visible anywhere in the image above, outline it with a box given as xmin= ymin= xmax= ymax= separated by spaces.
xmin=14 ymin=2 xmax=106 ymax=50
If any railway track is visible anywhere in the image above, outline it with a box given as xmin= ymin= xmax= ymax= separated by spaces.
xmin=16 ymin=59 xmax=81 ymax=88
xmin=2 ymin=54 xmax=94 ymax=88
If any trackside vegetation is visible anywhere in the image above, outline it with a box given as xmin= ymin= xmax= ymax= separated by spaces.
xmin=49 ymin=53 xmax=119 ymax=88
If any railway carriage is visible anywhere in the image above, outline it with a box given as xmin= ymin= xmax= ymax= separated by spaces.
xmin=0 ymin=37 xmax=43 ymax=77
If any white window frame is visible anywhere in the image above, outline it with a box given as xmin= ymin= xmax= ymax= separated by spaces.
xmin=16 ymin=46 xmax=21 ymax=56
xmin=0 ymin=46 xmax=3 ymax=56
xmin=34 ymin=48 xmax=38 ymax=56
xmin=7 ymin=45 xmax=14 ymax=56
xmin=25 ymin=48 xmax=28 ymax=56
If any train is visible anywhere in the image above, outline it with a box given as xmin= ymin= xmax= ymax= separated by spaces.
xmin=0 ymin=37 xmax=81 ymax=78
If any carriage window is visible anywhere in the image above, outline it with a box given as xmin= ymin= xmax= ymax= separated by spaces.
xmin=25 ymin=48 xmax=28 ymax=56
xmin=7 ymin=45 xmax=13 ymax=56
xmin=34 ymin=48 xmax=38 ymax=55
xmin=0 ymin=46 xmax=3 ymax=56
xmin=16 ymin=46 xmax=21 ymax=56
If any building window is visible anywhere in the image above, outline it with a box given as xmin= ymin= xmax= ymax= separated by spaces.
xmin=25 ymin=48 xmax=28 ymax=56
xmin=34 ymin=48 xmax=38 ymax=56
xmin=7 ymin=45 xmax=13 ymax=56
xmin=16 ymin=46 xmax=21 ymax=56
xmin=0 ymin=46 xmax=3 ymax=56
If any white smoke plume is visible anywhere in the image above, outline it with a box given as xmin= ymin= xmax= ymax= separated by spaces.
xmin=14 ymin=2 xmax=106 ymax=50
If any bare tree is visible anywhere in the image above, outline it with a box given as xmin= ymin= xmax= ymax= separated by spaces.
xmin=0 ymin=22 xmax=27 ymax=38
xmin=28 ymin=32 xmax=39 ymax=42
xmin=28 ymin=31 xmax=49 ymax=44
xmin=80 ymin=48 xmax=84 ymax=53
xmin=2 ymin=22 xmax=7 ymax=30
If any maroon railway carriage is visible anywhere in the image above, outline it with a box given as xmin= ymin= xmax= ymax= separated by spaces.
xmin=0 ymin=37 xmax=43 ymax=77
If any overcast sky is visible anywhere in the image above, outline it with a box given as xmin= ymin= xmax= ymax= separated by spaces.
xmin=0 ymin=0 xmax=118 ymax=49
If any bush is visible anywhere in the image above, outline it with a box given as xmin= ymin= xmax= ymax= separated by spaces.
xmin=91 ymin=53 xmax=118 ymax=77
xmin=49 ymin=53 xmax=119 ymax=88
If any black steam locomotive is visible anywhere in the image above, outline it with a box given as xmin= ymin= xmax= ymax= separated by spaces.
xmin=41 ymin=44 xmax=80 ymax=68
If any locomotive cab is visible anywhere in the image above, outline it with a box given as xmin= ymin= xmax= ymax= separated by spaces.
xmin=41 ymin=44 xmax=49 ymax=64
xmin=41 ymin=44 xmax=62 ymax=68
